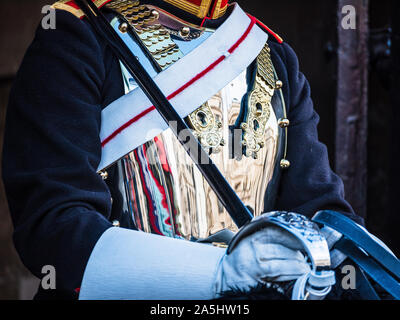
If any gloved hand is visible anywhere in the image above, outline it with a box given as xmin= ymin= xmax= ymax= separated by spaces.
xmin=214 ymin=225 xmax=311 ymax=298
xmin=79 ymin=214 xmax=312 ymax=300
xmin=215 ymin=211 xmax=337 ymax=300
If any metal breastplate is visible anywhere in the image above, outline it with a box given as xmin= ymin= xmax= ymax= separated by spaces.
xmin=104 ymin=1 xmax=288 ymax=241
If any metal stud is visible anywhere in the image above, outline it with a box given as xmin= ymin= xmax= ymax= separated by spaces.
xmin=278 ymin=118 xmax=290 ymax=128
xmin=179 ymin=26 xmax=190 ymax=37
xmin=118 ymin=22 xmax=129 ymax=33
xmin=280 ymin=159 xmax=291 ymax=169
xmin=112 ymin=220 xmax=120 ymax=227
xmin=99 ymin=171 xmax=108 ymax=180
xmin=151 ymin=10 xmax=159 ymax=19
xmin=275 ymin=80 xmax=283 ymax=89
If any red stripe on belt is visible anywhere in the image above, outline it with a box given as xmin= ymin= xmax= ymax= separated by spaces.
xmin=101 ymin=16 xmax=257 ymax=147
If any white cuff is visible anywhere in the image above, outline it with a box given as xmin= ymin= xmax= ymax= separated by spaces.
xmin=79 ymin=227 xmax=225 ymax=300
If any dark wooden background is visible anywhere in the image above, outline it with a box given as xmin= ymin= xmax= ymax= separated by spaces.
xmin=0 ymin=0 xmax=398 ymax=299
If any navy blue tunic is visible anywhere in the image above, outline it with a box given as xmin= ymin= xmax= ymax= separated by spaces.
xmin=2 ymin=8 xmax=362 ymax=299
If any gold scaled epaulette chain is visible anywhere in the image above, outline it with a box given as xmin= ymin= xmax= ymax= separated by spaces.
xmin=240 ymin=43 xmax=278 ymax=159
xmin=257 ymin=44 xmax=276 ymax=89
xmin=106 ymin=0 xmax=183 ymax=69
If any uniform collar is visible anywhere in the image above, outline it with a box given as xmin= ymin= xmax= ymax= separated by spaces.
xmin=162 ymin=0 xmax=229 ymax=19
xmin=140 ymin=0 xmax=231 ymax=26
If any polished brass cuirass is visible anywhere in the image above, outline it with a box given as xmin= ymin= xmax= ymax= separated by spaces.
xmin=118 ymin=69 xmax=285 ymax=240
xmin=106 ymin=3 xmax=288 ymax=241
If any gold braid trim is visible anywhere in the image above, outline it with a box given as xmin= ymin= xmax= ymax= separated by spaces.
xmin=163 ymin=0 xmax=213 ymax=19
xmin=210 ymin=0 xmax=228 ymax=20
xmin=51 ymin=0 xmax=112 ymax=19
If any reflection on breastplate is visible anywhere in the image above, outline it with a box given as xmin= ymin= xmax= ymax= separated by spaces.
xmin=118 ymin=68 xmax=286 ymax=240
xmin=105 ymin=7 xmax=288 ymax=240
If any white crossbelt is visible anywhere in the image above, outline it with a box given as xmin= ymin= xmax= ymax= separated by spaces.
xmin=98 ymin=3 xmax=268 ymax=171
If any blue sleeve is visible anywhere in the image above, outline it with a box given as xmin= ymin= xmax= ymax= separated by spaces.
xmin=269 ymin=41 xmax=364 ymax=225
xmin=1 ymin=10 xmax=122 ymax=297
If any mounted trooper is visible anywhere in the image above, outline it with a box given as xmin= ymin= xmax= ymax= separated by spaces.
xmin=3 ymin=0 xmax=399 ymax=300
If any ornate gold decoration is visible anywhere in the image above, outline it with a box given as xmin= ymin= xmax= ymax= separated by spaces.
xmin=240 ymin=44 xmax=276 ymax=159
xmin=187 ymin=102 xmax=224 ymax=154
xmin=106 ymin=0 xmax=183 ymax=69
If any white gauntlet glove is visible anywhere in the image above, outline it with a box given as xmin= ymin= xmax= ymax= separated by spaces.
xmin=216 ymin=211 xmax=336 ymax=300
xmin=214 ymin=226 xmax=311 ymax=297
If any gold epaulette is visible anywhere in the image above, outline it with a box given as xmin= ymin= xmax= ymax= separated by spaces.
xmin=51 ymin=0 xmax=112 ymax=19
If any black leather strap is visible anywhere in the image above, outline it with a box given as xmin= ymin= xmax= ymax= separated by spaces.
xmin=313 ymin=210 xmax=400 ymax=280
xmin=313 ymin=210 xmax=400 ymax=299
xmin=354 ymin=264 xmax=381 ymax=300
xmin=336 ymin=238 xmax=400 ymax=299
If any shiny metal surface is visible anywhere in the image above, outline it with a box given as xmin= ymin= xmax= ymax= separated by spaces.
xmin=108 ymin=10 xmax=285 ymax=241
xmin=120 ymin=69 xmax=282 ymax=240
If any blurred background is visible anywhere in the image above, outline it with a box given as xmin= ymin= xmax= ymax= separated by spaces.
xmin=0 ymin=0 xmax=399 ymax=299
